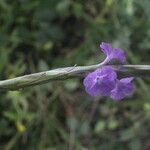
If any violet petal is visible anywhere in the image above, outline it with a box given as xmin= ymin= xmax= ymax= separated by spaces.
xmin=83 ymin=66 xmax=117 ymax=97
xmin=110 ymin=77 xmax=134 ymax=100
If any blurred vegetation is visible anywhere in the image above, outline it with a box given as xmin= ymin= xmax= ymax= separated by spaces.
xmin=0 ymin=0 xmax=150 ymax=149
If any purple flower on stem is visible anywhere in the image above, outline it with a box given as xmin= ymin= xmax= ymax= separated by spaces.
xmin=83 ymin=42 xmax=135 ymax=100
xmin=100 ymin=42 xmax=126 ymax=64
xmin=83 ymin=66 xmax=117 ymax=97
xmin=110 ymin=77 xmax=135 ymax=100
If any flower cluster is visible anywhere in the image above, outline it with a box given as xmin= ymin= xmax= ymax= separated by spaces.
xmin=83 ymin=42 xmax=134 ymax=101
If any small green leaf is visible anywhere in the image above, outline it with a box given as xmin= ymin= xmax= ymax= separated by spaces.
xmin=95 ymin=120 xmax=106 ymax=133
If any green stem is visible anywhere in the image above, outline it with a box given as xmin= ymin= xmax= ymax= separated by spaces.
xmin=0 ymin=64 xmax=149 ymax=91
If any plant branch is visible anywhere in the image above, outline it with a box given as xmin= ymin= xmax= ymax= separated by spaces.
xmin=0 ymin=64 xmax=150 ymax=91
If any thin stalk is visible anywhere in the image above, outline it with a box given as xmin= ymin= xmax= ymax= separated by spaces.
xmin=0 ymin=64 xmax=149 ymax=91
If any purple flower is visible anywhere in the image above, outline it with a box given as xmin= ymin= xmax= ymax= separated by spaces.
xmin=83 ymin=66 xmax=117 ymax=97
xmin=83 ymin=42 xmax=135 ymax=101
xmin=100 ymin=42 xmax=126 ymax=64
xmin=110 ymin=77 xmax=135 ymax=100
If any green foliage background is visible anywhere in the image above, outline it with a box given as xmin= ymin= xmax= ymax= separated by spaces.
xmin=0 ymin=0 xmax=150 ymax=149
